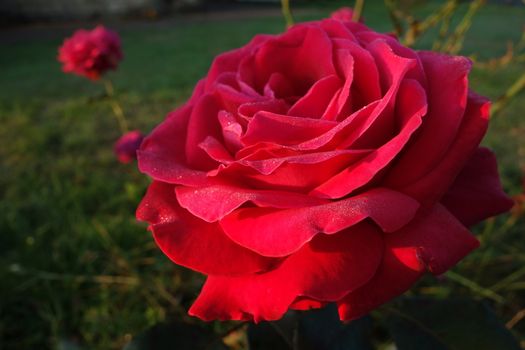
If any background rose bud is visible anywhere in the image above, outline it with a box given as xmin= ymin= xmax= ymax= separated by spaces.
xmin=114 ymin=130 xmax=143 ymax=164
xmin=58 ymin=25 xmax=123 ymax=80
xmin=136 ymin=19 xmax=513 ymax=322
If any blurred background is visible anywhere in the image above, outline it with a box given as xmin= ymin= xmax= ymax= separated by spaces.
xmin=1 ymin=0 xmax=524 ymax=349
xmin=1 ymin=0 xmax=524 ymax=22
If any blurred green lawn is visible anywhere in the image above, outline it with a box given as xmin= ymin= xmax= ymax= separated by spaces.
xmin=0 ymin=1 xmax=524 ymax=349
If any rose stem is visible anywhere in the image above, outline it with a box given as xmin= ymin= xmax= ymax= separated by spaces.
xmin=103 ymin=79 xmax=129 ymax=134
xmin=280 ymin=0 xmax=294 ymax=29
xmin=353 ymin=0 xmax=365 ymax=22
xmin=492 ymin=72 xmax=525 ymax=116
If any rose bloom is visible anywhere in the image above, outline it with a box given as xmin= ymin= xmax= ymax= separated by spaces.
xmin=136 ymin=19 xmax=513 ymax=322
xmin=331 ymin=7 xmax=359 ymax=22
xmin=114 ymin=130 xmax=144 ymax=164
xmin=58 ymin=26 xmax=123 ymax=80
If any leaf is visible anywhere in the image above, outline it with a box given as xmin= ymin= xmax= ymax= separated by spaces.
xmin=248 ymin=305 xmax=374 ymax=350
xmin=247 ymin=312 xmax=296 ymax=350
xmin=386 ymin=297 xmax=521 ymax=350
xmin=57 ymin=339 xmax=83 ymax=350
xmin=297 ymin=305 xmax=374 ymax=350
xmin=124 ymin=321 xmax=227 ymax=350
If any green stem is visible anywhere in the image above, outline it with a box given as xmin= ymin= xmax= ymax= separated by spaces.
xmin=352 ymin=0 xmax=365 ymax=22
xmin=384 ymin=0 xmax=404 ymax=37
xmin=281 ymin=0 xmax=294 ymax=29
xmin=8 ymin=265 xmax=139 ymax=285
xmin=492 ymin=72 xmax=525 ymax=116
xmin=446 ymin=270 xmax=505 ymax=304
xmin=103 ymin=79 xmax=129 ymax=134
xmin=442 ymin=0 xmax=484 ymax=54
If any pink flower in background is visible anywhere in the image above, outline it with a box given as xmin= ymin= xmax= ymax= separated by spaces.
xmin=58 ymin=25 xmax=123 ymax=80
xmin=136 ymin=19 xmax=512 ymax=322
xmin=114 ymin=130 xmax=143 ymax=164
xmin=331 ymin=7 xmax=362 ymax=22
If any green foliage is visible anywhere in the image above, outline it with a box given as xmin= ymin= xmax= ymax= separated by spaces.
xmin=0 ymin=1 xmax=524 ymax=349
xmin=248 ymin=306 xmax=374 ymax=350
xmin=124 ymin=321 xmax=228 ymax=350
xmin=386 ymin=298 xmax=521 ymax=350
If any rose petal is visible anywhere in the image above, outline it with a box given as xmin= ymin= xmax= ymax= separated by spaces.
xmin=238 ymin=96 xmax=382 ymax=159
xmin=237 ymin=99 xmax=289 ymax=121
xmin=219 ymin=188 xmax=419 ymax=257
xmin=398 ymin=92 xmax=490 ymax=206
xmin=441 ymin=147 xmax=514 ymax=226
xmin=189 ymin=223 xmax=383 ymax=322
xmin=290 ymin=297 xmax=327 ymax=311
xmin=233 ymin=38 xmax=416 ymax=161
xmin=138 ymin=80 xmax=215 ymax=186
xmin=205 ymin=34 xmax=271 ymax=91
xmin=175 ymin=184 xmax=328 ymax=222
xmin=337 ymin=203 xmax=479 ymax=320
xmin=239 ymin=149 xmax=367 ymax=175
xmin=384 ymin=52 xmax=472 ymax=187
xmin=331 ymin=38 xmax=381 ymax=116
xmin=218 ymin=111 xmax=244 ymax=152
xmin=198 ymin=136 xmax=233 ymax=164
xmin=216 ymin=149 xmax=370 ymax=192
xmin=326 ymin=49 xmax=355 ymax=119
xmin=229 ymin=146 xmax=370 ymax=176
xmin=253 ymin=25 xmax=336 ymax=92
xmin=185 ymin=93 xmax=222 ymax=169
xmin=396 ymin=203 xmax=479 ymax=275
xmin=357 ymin=33 xmax=427 ymax=85
xmin=311 ymin=78 xmax=427 ymax=199
xmin=263 ymin=72 xmax=295 ymax=99
xmin=137 ymin=181 xmax=277 ymax=276
xmin=337 ymin=244 xmax=424 ymax=321
xmin=242 ymin=111 xmax=338 ymax=147
xmin=288 ymin=75 xmax=343 ymax=119
xmin=214 ymin=83 xmax=260 ymax=114
xmin=137 ymin=151 xmax=212 ymax=186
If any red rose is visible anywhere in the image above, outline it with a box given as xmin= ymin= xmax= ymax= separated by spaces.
xmin=331 ymin=7 xmax=360 ymax=22
xmin=58 ymin=25 xmax=123 ymax=80
xmin=136 ymin=19 xmax=513 ymax=322
xmin=114 ymin=130 xmax=144 ymax=164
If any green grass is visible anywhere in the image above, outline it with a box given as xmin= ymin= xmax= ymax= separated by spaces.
xmin=1 ymin=1 xmax=524 ymax=349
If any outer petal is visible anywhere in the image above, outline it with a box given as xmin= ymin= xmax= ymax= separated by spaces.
xmin=189 ymin=223 xmax=383 ymax=322
xmin=176 ymin=184 xmax=328 ymax=222
xmin=290 ymin=297 xmax=327 ymax=311
xmin=384 ymin=52 xmax=472 ymax=187
xmin=441 ymin=147 xmax=514 ymax=226
xmin=338 ymin=204 xmax=479 ymax=320
xmin=337 ymin=243 xmax=424 ymax=321
xmin=185 ymin=93 xmax=223 ymax=169
xmin=136 ymin=181 xmax=277 ymax=276
xmin=398 ymin=92 xmax=490 ymax=206
xmin=219 ymin=188 xmax=419 ymax=257
xmin=398 ymin=204 xmax=480 ymax=275
xmin=137 ymin=80 xmax=214 ymax=186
